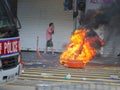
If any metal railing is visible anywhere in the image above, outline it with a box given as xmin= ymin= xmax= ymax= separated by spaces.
xmin=35 ymin=82 xmax=120 ymax=90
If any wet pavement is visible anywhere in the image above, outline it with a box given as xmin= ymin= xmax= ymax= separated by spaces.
xmin=21 ymin=51 xmax=61 ymax=68
xmin=21 ymin=51 xmax=120 ymax=68
xmin=1 ymin=51 xmax=120 ymax=90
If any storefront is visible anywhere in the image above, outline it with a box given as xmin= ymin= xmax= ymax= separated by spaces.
xmin=18 ymin=0 xmax=73 ymax=52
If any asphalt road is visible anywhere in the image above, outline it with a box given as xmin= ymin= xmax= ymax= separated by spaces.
xmin=0 ymin=85 xmax=35 ymax=90
xmin=21 ymin=51 xmax=120 ymax=66
xmin=0 ymin=51 xmax=120 ymax=90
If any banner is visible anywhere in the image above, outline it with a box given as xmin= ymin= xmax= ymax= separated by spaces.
xmin=90 ymin=0 xmax=112 ymax=4
xmin=0 ymin=37 xmax=20 ymax=56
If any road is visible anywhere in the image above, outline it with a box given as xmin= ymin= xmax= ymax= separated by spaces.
xmin=1 ymin=64 xmax=120 ymax=90
xmin=1 ymin=51 xmax=120 ymax=90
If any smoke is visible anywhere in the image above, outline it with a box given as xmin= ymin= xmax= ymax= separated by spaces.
xmin=78 ymin=0 xmax=120 ymax=56
xmin=82 ymin=0 xmax=120 ymax=30
xmin=82 ymin=0 xmax=120 ymax=56
xmin=86 ymin=29 xmax=103 ymax=49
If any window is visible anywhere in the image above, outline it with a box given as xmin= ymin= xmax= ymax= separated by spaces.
xmin=0 ymin=0 xmax=19 ymax=38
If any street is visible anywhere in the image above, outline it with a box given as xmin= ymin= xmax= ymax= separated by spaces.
xmin=1 ymin=0 xmax=120 ymax=90
xmin=0 ymin=51 xmax=120 ymax=90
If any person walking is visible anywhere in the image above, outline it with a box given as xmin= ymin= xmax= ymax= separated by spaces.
xmin=44 ymin=22 xmax=55 ymax=55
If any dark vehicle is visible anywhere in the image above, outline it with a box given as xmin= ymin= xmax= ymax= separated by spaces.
xmin=0 ymin=0 xmax=22 ymax=84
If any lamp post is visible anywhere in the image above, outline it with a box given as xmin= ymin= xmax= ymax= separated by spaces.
xmin=73 ymin=0 xmax=78 ymax=32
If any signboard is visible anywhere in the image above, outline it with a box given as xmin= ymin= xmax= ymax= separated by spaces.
xmin=0 ymin=37 xmax=20 ymax=57
xmin=90 ymin=0 xmax=112 ymax=4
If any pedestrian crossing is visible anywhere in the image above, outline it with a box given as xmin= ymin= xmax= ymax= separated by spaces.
xmin=14 ymin=65 xmax=120 ymax=86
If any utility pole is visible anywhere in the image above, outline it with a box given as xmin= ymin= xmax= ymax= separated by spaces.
xmin=73 ymin=0 xmax=78 ymax=32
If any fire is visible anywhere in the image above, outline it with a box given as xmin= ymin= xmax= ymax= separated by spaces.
xmin=60 ymin=29 xmax=104 ymax=68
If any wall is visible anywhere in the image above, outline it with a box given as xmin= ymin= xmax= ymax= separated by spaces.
xmin=18 ymin=0 xmax=73 ymax=52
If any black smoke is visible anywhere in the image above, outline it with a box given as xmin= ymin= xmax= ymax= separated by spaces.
xmin=82 ymin=0 xmax=120 ymax=31
xmin=81 ymin=0 xmax=120 ymax=56
xmin=86 ymin=29 xmax=104 ymax=49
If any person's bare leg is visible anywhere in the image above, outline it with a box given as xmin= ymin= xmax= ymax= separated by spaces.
xmin=44 ymin=47 xmax=48 ymax=54
xmin=50 ymin=47 xmax=54 ymax=54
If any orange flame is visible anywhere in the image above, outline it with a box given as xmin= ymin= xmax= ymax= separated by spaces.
xmin=60 ymin=29 xmax=104 ymax=68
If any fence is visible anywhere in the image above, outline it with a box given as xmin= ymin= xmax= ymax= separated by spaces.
xmin=35 ymin=82 xmax=120 ymax=90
